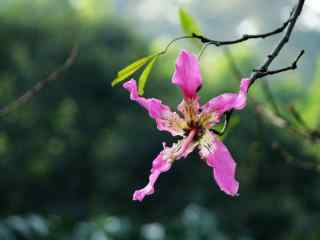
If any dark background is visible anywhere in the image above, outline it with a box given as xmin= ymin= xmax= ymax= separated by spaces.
xmin=0 ymin=1 xmax=320 ymax=239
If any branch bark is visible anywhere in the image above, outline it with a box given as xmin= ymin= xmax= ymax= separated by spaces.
xmin=193 ymin=0 xmax=305 ymax=88
xmin=0 ymin=45 xmax=78 ymax=116
xmin=248 ymin=0 xmax=305 ymax=87
xmin=192 ymin=7 xmax=296 ymax=46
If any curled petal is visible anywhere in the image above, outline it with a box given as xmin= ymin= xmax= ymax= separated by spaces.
xmin=133 ymin=154 xmax=171 ymax=201
xmin=172 ymin=50 xmax=202 ymax=99
xmin=123 ymin=79 xmax=187 ymax=136
xmin=133 ymin=130 xmax=198 ymax=201
xmin=199 ymin=131 xmax=239 ymax=196
xmin=202 ymin=78 xmax=250 ymax=122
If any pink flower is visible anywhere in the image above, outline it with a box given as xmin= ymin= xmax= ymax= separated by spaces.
xmin=123 ymin=50 xmax=250 ymax=201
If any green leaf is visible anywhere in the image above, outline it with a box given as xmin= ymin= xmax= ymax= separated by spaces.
xmin=111 ymin=54 xmax=156 ymax=87
xmin=138 ymin=56 xmax=158 ymax=95
xmin=179 ymin=8 xmax=202 ymax=36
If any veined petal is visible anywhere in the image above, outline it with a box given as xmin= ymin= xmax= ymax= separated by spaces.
xmin=133 ymin=130 xmax=198 ymax=201
xmin=172 ymin=50 xmax=202 ymax=99
xmin=123 ymin=79 xmax=187 ymax=136
xmin=198 ymin=130 xmax=239 ymax=196
xmin=202 ymin=78 xmax=250 ymax=122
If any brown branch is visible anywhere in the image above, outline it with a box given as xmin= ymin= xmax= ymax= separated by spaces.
xmin=223 ymin=47 xmax=320 ymax=171
xmin=192 ymin=6 xmax=296 ymax=46
xmin=253 ymin=50 xmax=305 ymax=78
xmin=223 ymin=48 xmax=289 ymax=130
xmin=248 ymin=0 xmax=305 ymax=87
xmin=212 ymin=0 xmax=306 ymax=136
xmin=223 ymin=46 xmax=320 ymax=143
xmin=192 ymin=0 xmax=305 ymax=88
xmin=0 ymin=45 xmax=78 ymax=116
xmin=195 ymin=0 xmax=320 ymax=167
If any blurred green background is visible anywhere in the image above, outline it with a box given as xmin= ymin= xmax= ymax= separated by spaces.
xmin=0 ymin=0 xmax=320 ymax=239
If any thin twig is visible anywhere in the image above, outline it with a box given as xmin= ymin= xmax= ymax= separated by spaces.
xmin=223 ymin=46 xmax=319 ymax=142
xmin=0 ymin=45 xmax=78 ymax=116
xmin=222 ymin=47 xmax=286 ymax=128
xmin=224 ymin=47 xmax=320 ymax=170
xmin=197 ymin=42 xmax=210 ymax=60
xmin=248 ymin=0 xmax=305 ymax=87
xmin=192 ymin=6 xmax=296 ymax=46
xmin=217 ymin=0 xmax=305 ymax=136
xmin=253 ymin=50 xmax=305 ymax=78
xmin=192 ymin=0 xmax=305 ymax=88
xmin=158 ymin=36 xmax=194 ymax=56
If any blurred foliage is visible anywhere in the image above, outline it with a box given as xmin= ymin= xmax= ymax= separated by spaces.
xmin=0 ymin=1 xmax=320 ymax=240
xmin=302 ymin=57 xmax=320 ymax=128
xmin=179 ymin=8 xmax=202 ymax=36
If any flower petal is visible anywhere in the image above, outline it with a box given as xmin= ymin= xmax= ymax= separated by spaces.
xmin=198 ymin=131 xmax=239 ymax=196
xmin=172 ymin=50 xmax=202 ymax=99
xmin=202 ymin=78 xmax=250 ymax=122
xmin=132 ymin=153 xmax=171 ymax=201
xmin=133 ymin=130 xmax=198 ymax=201
xmin=123 ymin=79 xmax=187 ymax=136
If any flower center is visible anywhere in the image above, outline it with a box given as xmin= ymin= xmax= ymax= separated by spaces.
xmin=184 ymin=121 xmax=204 ymax=142
xmin=180 ymin=99 xmax=216 ymax=141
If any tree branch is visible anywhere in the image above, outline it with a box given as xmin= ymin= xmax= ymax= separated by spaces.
xmin=193 ymin=0 xmax=305 ymax=88
xmin=253 ymin=50 xmax=304 ymax=78
xmin=248 ymin=0 xmax=305 ymax=87
xmin=223 ymin=45 xmax=320 ymax=143
xmin=192 ymin=6 xmax=296 ymax=46
xmin=0 ymin=45 xmax=78 ymax=116
xmin=213 ymin=0 xmax=306 ymax=138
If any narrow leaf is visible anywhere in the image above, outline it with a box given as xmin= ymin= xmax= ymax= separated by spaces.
xmin=138 ymin=56 xmax=158 ymax=95
xmin=112 ymin=66 xmax=142 ymax=87
xmin=111 ymin=55 xmax=155 ymax=86
xmin=179 ymin=8 xmax=202 ymax=36
xmin=118 ymin=55 xmax=155 ymax=76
